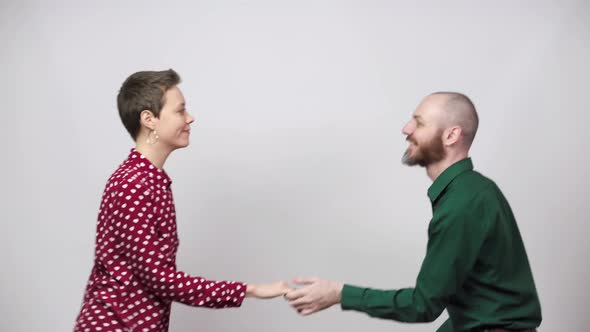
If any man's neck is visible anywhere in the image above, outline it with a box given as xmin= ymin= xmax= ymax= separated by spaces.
xmin=426 ymin=152 xmax=469 ymax=182
xmin=135 ymin=142 xmax=172 ymax=170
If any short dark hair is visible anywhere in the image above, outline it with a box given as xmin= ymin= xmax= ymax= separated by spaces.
xmin=117 ymin=69 xmax=181 ymax=140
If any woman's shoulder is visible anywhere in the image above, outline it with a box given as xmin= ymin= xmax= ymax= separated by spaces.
xmin=104 ymin=157 xmax=152 ymax=192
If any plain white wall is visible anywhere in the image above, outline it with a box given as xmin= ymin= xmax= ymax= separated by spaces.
xmin=1 ymin=0 xmax=589 ymax=331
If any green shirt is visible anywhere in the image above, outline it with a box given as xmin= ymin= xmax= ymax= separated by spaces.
xmin=341 ymin=158 xmax=542 ymax=331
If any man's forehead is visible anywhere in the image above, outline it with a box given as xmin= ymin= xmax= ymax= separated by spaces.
xmin=416 ymin=96 xmax=446 ymax=118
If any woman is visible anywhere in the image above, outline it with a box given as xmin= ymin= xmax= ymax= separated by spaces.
xmin=74 ymin=69 xmax=290 ymax=332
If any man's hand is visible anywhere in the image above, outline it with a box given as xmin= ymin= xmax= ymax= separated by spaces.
xmin=246 ymin=281 xmax=293 ymax=299
xmin=285 ymin=277 xmax=344 ymax=315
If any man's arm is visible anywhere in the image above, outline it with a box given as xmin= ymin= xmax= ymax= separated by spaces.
xmin=286 ymin=202 xmax=488 ymax=322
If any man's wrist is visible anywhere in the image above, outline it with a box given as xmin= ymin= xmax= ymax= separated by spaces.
xmin=333 ymin=282 xmax=344 ymax=304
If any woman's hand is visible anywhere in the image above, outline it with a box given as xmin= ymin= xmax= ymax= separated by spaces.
xmin=246 ymin=281 xmax=293 ymax=299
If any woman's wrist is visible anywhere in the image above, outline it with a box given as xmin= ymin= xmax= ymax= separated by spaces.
xmin=245 ymin=283 xmax=255 ymax=297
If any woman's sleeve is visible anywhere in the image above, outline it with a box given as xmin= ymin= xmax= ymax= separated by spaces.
xmin=110 ymin=180 xmax=246 ymax=308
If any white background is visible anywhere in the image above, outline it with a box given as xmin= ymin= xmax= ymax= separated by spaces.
xmin=1 ymin=0 xmax=589 ymax=331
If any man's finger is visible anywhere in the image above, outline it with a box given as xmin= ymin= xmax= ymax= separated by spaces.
xmin=292 ymin=277 xmax=318 ymax=286
xmin=289 ymin=296 xmax=311 ymax=307
xmin=300 ymin=307 xmax=316 ymax=316
xmin=292 ymin=302 xmax=311 ymax=311
xmin=284 ymin=288 xmax=308 ymax=300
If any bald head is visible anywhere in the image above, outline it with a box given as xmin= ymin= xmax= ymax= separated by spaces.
xmin=428 ymin=92 xmax=479 ymax=148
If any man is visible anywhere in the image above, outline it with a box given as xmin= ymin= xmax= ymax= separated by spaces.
xmin=285 ymin=92 xmax=542 ymax=332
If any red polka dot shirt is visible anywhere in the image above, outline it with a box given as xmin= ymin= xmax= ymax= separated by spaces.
xmin=74 ymin=149 xmax=245 ymax=332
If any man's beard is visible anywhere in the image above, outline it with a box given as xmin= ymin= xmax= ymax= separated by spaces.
xmin=402 ymin=133 xmax=446 ymax=167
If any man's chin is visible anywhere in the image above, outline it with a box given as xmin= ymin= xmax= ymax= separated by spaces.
xmin=402 ymin=152 xmax=420 ymax=166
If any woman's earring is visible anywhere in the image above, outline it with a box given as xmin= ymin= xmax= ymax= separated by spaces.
xmin=146 ymin=129 xmax=159 ymax=145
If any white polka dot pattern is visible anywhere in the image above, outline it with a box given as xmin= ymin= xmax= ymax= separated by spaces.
xmin=74 ymin=149 xmax=245 ymax=331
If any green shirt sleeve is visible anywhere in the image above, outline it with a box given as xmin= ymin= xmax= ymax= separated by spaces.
xmin=341 ymin=194 xmax=489 ymax=328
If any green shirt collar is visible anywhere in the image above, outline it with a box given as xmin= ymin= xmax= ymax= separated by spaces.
xmin=427 ymin=158 xmax=474 ymax=203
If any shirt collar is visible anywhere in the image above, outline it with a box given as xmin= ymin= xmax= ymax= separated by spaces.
xmin=427 ymin=158 xmax=473 ymax=203
xmin=128 ymin=148 xmax=172 ymax=187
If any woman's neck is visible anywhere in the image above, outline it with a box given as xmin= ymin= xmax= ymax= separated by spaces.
xmin=135 ymin=142 xmax=172 ymax=170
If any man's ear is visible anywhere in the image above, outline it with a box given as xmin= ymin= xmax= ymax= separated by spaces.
xmin=443 ymin=126 xmax=462 ymax=146
xmin=140 ymin=110 xmax=156 ymax=130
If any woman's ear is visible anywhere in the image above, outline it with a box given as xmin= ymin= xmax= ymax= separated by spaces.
xmin=140 ymin=110 xmax=156 ymax=130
